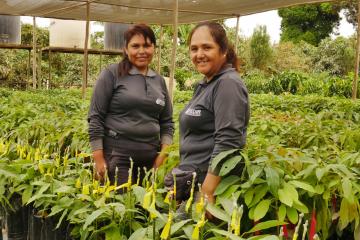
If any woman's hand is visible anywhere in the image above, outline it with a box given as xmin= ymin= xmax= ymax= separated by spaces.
xmin=92 ymin=149 xmax=107 ymax=181
xmin=201 ymin=173 xmax=221 ymax=219
xmin=153 ymin=144 xmax=169 ymax=168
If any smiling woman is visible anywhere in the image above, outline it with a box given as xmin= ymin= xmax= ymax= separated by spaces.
xmin=173 ymin=22 xmax=250 ymax=210
xmin=88 ymin=24 xmax=174 ymax=189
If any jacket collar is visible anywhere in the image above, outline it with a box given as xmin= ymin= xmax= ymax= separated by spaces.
xmin=199 ymin=64 xmax=234 ymax=85
xmin=129 ymin=66 xmax=157 ymax=77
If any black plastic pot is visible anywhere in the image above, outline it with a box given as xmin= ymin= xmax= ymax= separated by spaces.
xmin=6 ymin=205 xmax=29 ymax=240
xmin=28 ymin=208 xmax=71 ymax=240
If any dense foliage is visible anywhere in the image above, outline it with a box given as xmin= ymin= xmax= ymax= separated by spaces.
xmin=278 ymin=3 xmax=341 ymax=46
xmin=0 ymin=89 xmax=359 ymax=239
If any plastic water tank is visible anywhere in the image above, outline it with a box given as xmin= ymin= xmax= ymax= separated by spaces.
xmin=49 ymin=19 xmax=90 ymax=48
xmin=104 ymin=23 xmax=130 ymax=50
xmin=0 ymin=15 xmax=21 ymax=44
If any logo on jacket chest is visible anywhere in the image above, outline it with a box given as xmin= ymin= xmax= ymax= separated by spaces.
xmin=156 ymin=98 xmax=165 ymax=106
xmin=185 ymin=108 xmax=201 ymax=117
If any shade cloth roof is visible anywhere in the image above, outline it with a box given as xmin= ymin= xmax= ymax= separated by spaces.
xmin=0 ymin=0 xmax=331 ymax=24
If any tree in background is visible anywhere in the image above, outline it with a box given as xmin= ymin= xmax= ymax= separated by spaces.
xmin=312 ymin=36 xmax=355 ymax=76
xmin=21 ymin=24 xmax=49 ymax=47
xmin=340 ymin=0 xmax=357 ymax=27
xmin=250 ymin=25 xmax=272 ymax=71
xmin=279 ymin=3 xmax=341 ymax=46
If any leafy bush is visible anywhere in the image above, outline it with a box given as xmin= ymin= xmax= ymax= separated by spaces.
xmin=312 ymin=37 xmax=355 ymax=76
xmin=324 ymin=72 xmax=355 ymax=98
xmin=243 ymin=70 xmax=269 ymax=94
xmin=268 ymin=71 xmax=309 ymax=94
xmin=272 ymin=41 xmax=312 ymax=73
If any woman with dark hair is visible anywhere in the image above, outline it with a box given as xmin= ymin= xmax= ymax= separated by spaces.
xmin=175 ymin=21 xmax=250 ymax=204
xmin=88 ymin=24 xmax=174 ymax=186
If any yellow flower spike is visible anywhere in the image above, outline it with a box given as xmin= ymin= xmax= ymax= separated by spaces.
xmin=160 ymin=211 xmax=173 ymax=240
xmin=195 ymin=194 xmax=204 ymax=215
xmin=150 ymin=189 xmax=157 ymax=219
xmin=136 ymin=167 xmax=141 ymax=186
xmin=34 ymin=148 xmax=40 ymax=162
xmin=186 ymin=172 xmax=197 ymax=213
xmin=26 ymin=152 xmax=31 ymax=161
xmin=164 ymin=191 xmax=172 ymax=205
xmin=93 ymin=180 xmax=99 ymax=190
xmin=38 ymin=162 xmax=45 ymax=174
xmin=143 ymin=191 xmax=152 ymax=209
xmin=192 ymin=225 xmax=200 ymax=240
xmin=82 ymin=184 xmax=90 ymax=195
xmin=75 ymin=178 xmax=82 ymax=189
xmin=63 ymin=155 xmax=68 ymax=168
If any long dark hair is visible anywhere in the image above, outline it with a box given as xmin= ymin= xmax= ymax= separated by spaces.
xmin=188 ymin=21 xmax=239 ymax=72
xmin=118 ymin=24 xmax=156 ymax=76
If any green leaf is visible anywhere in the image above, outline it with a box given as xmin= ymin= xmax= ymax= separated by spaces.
xmin=219 ymin=155 xmax=243 ymax=176
xmin=245 ymin=220 xmax=287 ymax=234
xmin=206 ymin=203 xmax=230 ymax=222
xmin=56 ymin=209 xmax=68 ymax=229
xmin=342 ymin=178 xmax=354 ymax=204
xmin=254 ymin=199 xmax=271 ymax=221
xmin=278 ymin=204 xmax=286 ymax=222
xmin=210 ymin=149 xmax=239 ymax=172
xmin=170 ymin=219 xmax=192 ymax=235
xmin=219 ymin=197 xmax=234 ymax=216
xmin=286 ymin=207 xmax=298 ymax=224
xmin=83 ymin=208 xmax=107 ymax=230
xmin=244 ymin=188 xmax=255 ymax=207
xmin=105 ymin=225 xmax=122 ymax=240
xmin=315 ymin=168 xmax=326 ymax=181
xmin=339 ymin=198 xmax=350 ymax=231
xmin=248 ymin=207 xmax=255 ymax=220
xmin=128 ymin=228 xmax=147 ymax=240
xmin=292 ymin=199 xmax=309 ymax=214
xmin=22 ymin=184 xmax=33 ymax=205
xmin=284 ymin=182 xmax=298 ymax=202
xmin=215 ymin=175 xmax=240 ymax=196
xmin=264 ymin=166 xmax=280 ymax=196
xmin=249 ymin=184 xmax=268 ymax=207
xmin=278 ymin=189 xmax=293 ymax=207
xmin=210 ymin=229 xmax=244 ymax=240
xmin=289 ymin=180 xmax=315 ymax=193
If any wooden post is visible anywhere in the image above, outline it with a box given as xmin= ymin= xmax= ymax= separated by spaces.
xmin=99 ymin=52 xmax=102 ymax=73
xmin=168 ymin=0 xmax=178 ymax=102
xmin=39 ymin=49 xmax=42 ymax=88
xmin=82 ymin=1 xmax=90 ymax=99
xmin=353 ymin=0 xmax=360 ymax=100
xmin=32 ymin=16 xmax=37 ymax=89
xmin=157 ymin=25 xmax=163 ymax=73
xmin=27 ymin=50 xmax=31 ymax=89
xmin=48 ymin=49 xmax=52 ymax=86
xmin=235 ymin=16 xmax=240 ymax=55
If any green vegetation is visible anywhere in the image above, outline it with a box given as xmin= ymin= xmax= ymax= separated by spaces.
xmin=0 ymin=89 xmax=359 ymax=239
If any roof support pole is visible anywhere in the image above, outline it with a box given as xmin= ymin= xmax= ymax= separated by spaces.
xmin=353 ymin=0 xmax=360 ymax=100
xmin=32 ymin=16 xmax=37 ymax=89
xmin=27 ymin=50 xmax=31 ymax=89
xmin=157 ymin=25 xmax=163 ymax=74
xmin=169 ymin=0 xmax=178 ymax=102
xmin=82 ymin=1 xmax=90 ymax=99
xmin=235 ymin=15 xmax=240 ymax=55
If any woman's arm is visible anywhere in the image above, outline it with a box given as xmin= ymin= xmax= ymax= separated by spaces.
xmin=153 ymin=143 xmax=169 ymax=168
xmin=88 ymin=67 xmax=115 ymax=179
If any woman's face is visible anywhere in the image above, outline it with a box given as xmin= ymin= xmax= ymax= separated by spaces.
xmin=125 ymin=34 xmax=155 ymax=73
xmin=189 ymin=26 xmax=226 ymax=80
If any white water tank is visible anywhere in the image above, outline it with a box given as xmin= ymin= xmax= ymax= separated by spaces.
xmin=0 ymin=15 xmax=21 ymax=44
xmin=49 ymin=19 xmax=90 ymax=48
xmin=104 ymin=23 xmax=130 ymax=50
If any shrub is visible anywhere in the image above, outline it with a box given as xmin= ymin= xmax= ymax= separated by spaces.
xmin=268 ymin=71 xmax=309 ymax=94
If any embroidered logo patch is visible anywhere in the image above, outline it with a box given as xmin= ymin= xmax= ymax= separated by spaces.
xmin=156 ymin=98 xmax=165 ymax=106
xmin=185 ymin=108 xmax=201 ymax=116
